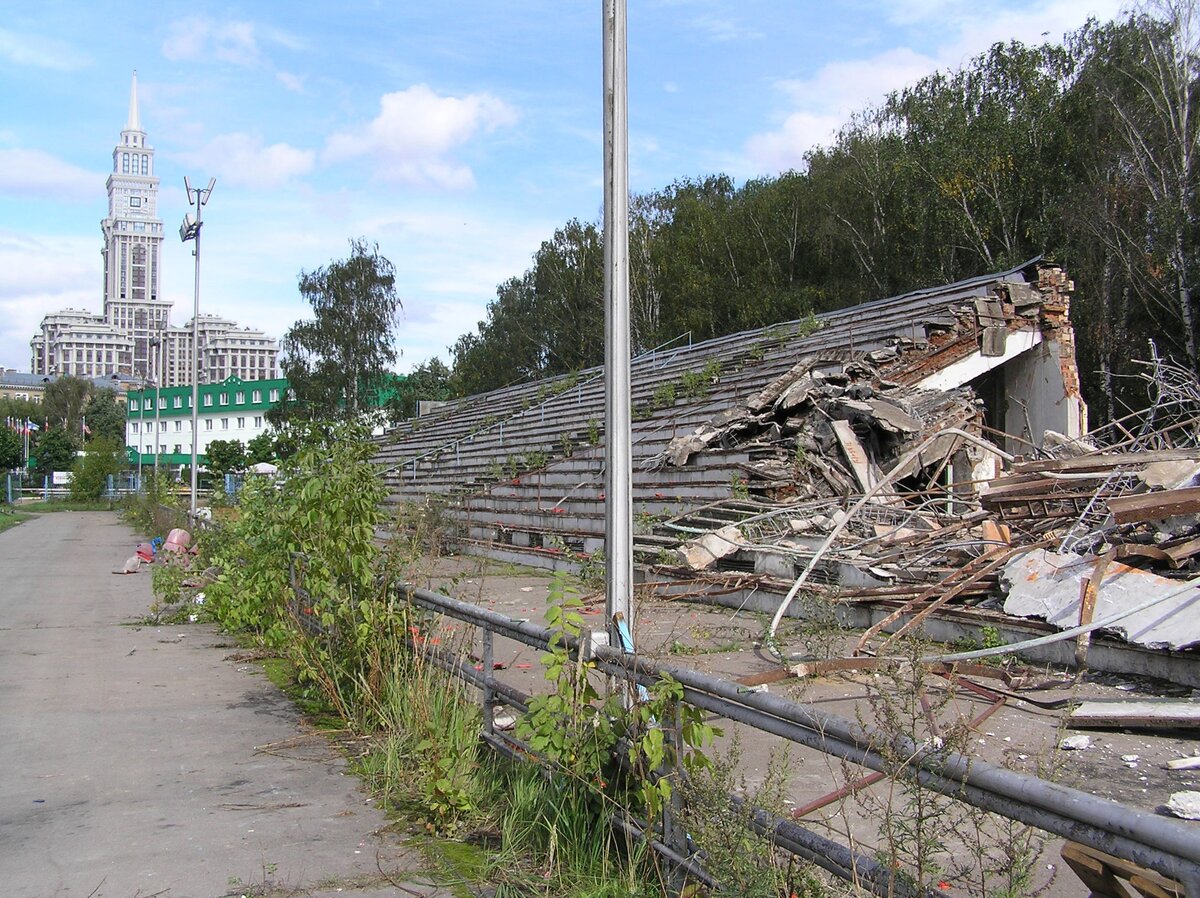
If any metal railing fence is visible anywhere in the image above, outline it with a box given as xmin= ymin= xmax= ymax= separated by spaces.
xmin=285 ymin=553 xmax=1200 ymax=896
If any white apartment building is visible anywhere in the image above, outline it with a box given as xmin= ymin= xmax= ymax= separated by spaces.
xmin=126 ymin=375 xmax=289 ymax=466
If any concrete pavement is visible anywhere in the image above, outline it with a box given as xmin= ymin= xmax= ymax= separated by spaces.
xmin=0 ymin=511 xmax=446 ymax=898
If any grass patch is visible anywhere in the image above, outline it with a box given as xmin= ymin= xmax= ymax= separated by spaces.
xmin=15 ymin=499 xmax=117 ymax=513
xmin=0 ymin=511 xmax=34 ymax=535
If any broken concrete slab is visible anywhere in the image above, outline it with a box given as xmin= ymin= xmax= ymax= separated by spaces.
xmin=1001 ymin=549 xmax=1200 ymax=651
xmin=1068 ymin=699 xmax=1200 ymax=730
xmin=678 ymin=524 xmax=744 ymax=570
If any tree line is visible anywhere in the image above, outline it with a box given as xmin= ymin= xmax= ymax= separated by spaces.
xmin=441 ymin=3 xmax=1200 ymax=422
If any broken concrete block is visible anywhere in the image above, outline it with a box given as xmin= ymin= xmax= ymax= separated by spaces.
xmin=1002 ymin=549 xmax=1200 ymax=651
xmin=1166 ymin=791 xmax=1200 ymax=819
xmin=1060 ymin=734 xmax=1092 ymax=751
xmin=677 ymin=525 xmax=744 ymax=570
xmin=1139 ymin=460 xmax=1200 ymax=491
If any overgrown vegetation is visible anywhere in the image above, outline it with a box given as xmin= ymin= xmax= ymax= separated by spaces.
xmin=140 ymin=420 xmax=1061 ymax=896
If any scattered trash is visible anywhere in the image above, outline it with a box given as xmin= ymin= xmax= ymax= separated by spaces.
xmin=112 ymin=555 xmax=141 ymax=575
xmin=161 ymin=528 xmax=191 ymax=554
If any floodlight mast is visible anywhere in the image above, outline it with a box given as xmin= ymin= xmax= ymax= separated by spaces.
xmin=603 ymin=0 xmax=633 ymax=655
xmin=181 ymin=176 xmax=215 ymax=520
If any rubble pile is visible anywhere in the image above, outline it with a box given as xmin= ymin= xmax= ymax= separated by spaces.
xmin=660 ymin=341 xmax=1200 ymax=657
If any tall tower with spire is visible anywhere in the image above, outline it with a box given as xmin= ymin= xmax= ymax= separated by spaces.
xmin=101 ymin=70 xmax=170 ymax=381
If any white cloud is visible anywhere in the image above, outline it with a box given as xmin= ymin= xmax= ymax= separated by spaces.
xmin=323 ymin=85 xmax=518 ymax=190
xmin=276 ymin=70 xmax=305 ymax=93
xmin=746 ymin=47 xmax=936 ymax=170
xmin=0 ymin=233 xmax=98 ymax=368
xmin=689 ymin=13 xmax=763 ymax=42
xmin=744 ymin=0 xmax=1124 ymax=172
xmin=0 ymin=29 xmax=89 ymax=70
xmin=162 ymin=16 xmax=303 ymax=68
xmin=175 ymin=134 xmax=315 ymax=188
xmin=0 ymin=149 xmax=99 ymax=201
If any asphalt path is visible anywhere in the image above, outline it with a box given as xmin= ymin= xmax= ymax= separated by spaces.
xmin=0 ymin=511 xmax=444 ymax=898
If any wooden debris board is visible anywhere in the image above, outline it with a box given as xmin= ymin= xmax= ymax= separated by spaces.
xmin=1012 ymin=447 xmax=1200 ymax=474
xmin=1068 ymin=700 xmax=1200 ymax=730
xmin=1108 ymin=486 xmax=1200 ymax=524
xmin=1061 ymin=841 xmax=1184 ymax=898
xmin=831 ymin=420 xmax=875 ymax=493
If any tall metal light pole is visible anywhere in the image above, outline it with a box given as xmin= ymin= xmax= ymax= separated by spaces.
xmin=136 ymin=377 xmax=146 ymax=489
xmin=150 ymin=336 xmax=162 ymax=477
xmin=181 ymin=176 xmax=215 ymax=519
xmin=603 ymin=0 xmax=634 ymax=648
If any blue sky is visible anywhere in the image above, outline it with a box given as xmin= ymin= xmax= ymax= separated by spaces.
xmin=0 ymin=0 xmax=1123 ymax=375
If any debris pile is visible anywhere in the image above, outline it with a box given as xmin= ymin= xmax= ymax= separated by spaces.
xmin=661 ymin=342 xmax=1200 ymax=659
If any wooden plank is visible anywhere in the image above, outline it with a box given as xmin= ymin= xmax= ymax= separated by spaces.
xmin=1061 ymin=841 xmax=1136 ymax=898
xmin=831 ymin=419 xmax=875 ymax=493
xmin=1076 ymin=554 xmax=1110 ymax=671
xmin=1108 ymin=487 xmax=1200 ymax=524
xmin=1069 ymin=700 xmax=1200 ymax=730
xmin=1013 ymin=448 xmax=1200 ymax=475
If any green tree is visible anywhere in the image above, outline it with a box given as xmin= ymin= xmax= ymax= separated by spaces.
xmin=0 ymin=397 xmax=42 ymax=429
xmin=82 ymin=389 xmax=127 ymax=443
xmin=0 ymin=426 xmax=21 ymax=471
xmin=387 ymin=358 xmax=453 ymax=420
xmin=272 ymin=238 xmax=402 ymax=424
xmin=246 ymin=431 xmax=277 ymax=465
xmin=204 ymin=439 xmax=246 ymax=477
xmin=31 ymin=427 xmax=78 ymax=478
xmin=42 ymin=376 xmax=93 ymax=437
xmin=69 ymin=436 xmax=125 ymax=501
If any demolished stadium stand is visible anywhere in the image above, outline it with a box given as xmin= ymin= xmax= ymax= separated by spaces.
xmin=377 ymin=257 xmax=1200 ymax=686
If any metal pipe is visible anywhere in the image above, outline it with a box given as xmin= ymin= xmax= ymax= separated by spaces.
xmin=588 ymin=649 xmax=1200 ymax=878
xmin=732 ymin=797 xmax=932 ymax=898
xmin=401 ymin=584 xmax=1200 ymax=885
xmin=603 ymin=0 xmax=634 ymax=649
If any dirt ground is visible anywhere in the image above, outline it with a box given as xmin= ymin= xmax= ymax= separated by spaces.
xmin=412 ymin=553 xmax=1200 ymax=897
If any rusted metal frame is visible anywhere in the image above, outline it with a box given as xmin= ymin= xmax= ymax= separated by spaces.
xmin=1075 ymin=552 xmax=1113 ymax=674
xmin=853 ymin=543 xmax=1032 ymax=654
xmin=790 ymin=695 xmax=1006 ymax=821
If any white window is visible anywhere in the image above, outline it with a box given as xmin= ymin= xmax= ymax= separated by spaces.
xmin=132 ymin=422 xmax=139 ymax=434
xmin=174 ymin=421 xmax=182 ymax=432
xmin=203 ymin=395 xmax=213 ymax=407
xmin=205 ymin=420 xmax=212 ymax=431
xmin=158 ymin=397 xmax=166 ymax=409
xmin=174 ymin=444 xmax=181 ymax=454
xmin=235 ymin=391 xmax=245 ymax=404
xmin=269 ymin=389 xmax=279 ymax=402
xmin=159 ymin=421 xmax=166 ymax=432
xmin=173 ymin=397 xmax=182 ymax=408
xmin=252 ymin=390 xmax=261 ymax=403
xmin=221 ymin=418 xmax=229 ymax=430
xmin=237 ymin=417 xmax=245 ymax=428
xmin=142 ymin=398 xmax=151 ymax=410
xmin=254 ymin=416 xmax=262 ymax=428
xmin=219 ymin=393 xmax=228 ymax=406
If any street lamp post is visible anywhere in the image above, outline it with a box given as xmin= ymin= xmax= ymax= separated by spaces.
xmin=137 ymin=378 xmax=145 ymax=490
xmin=181 ymin=176 xmax=215 ymax=519
xmin=150 ymin=337 xmax=162 ymax=478
xmin=153 ymin=378 xmax=161 ymax=478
